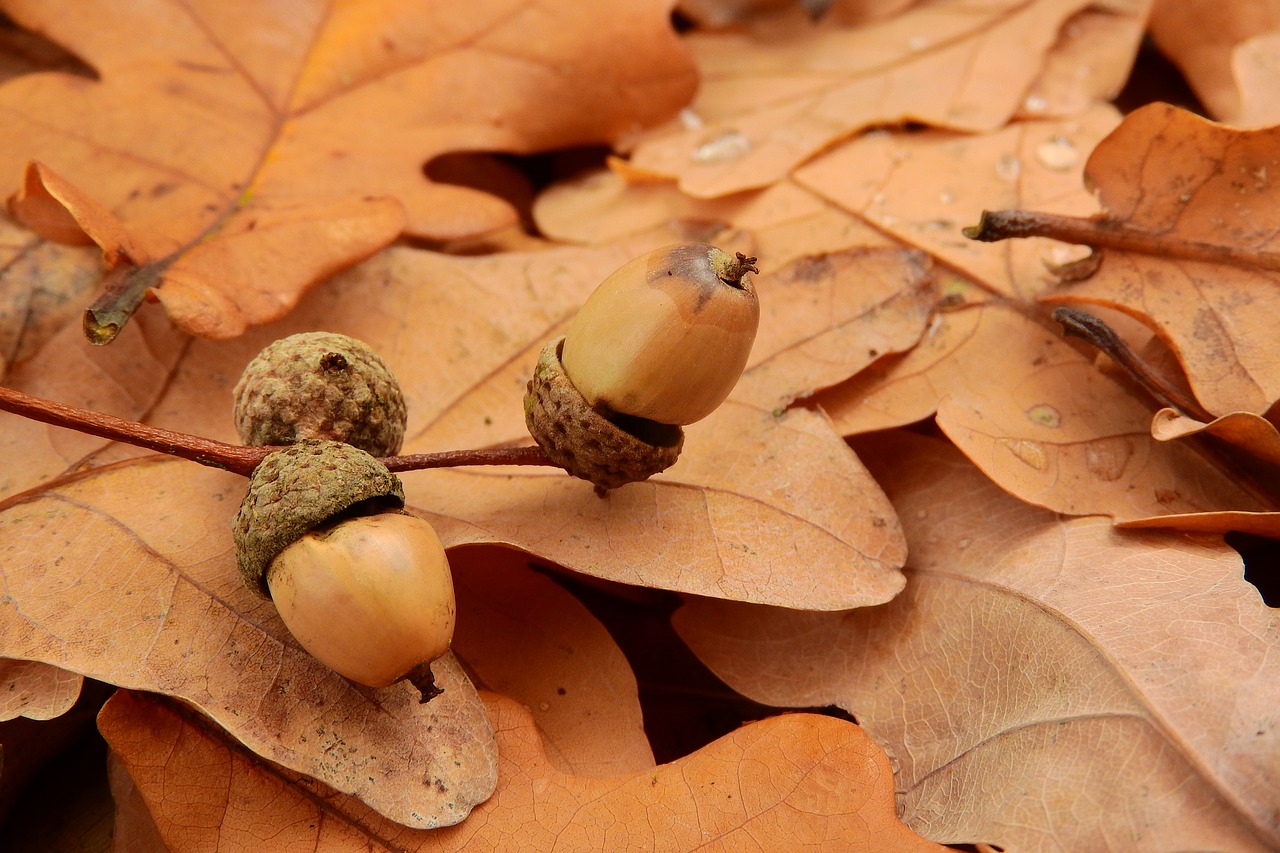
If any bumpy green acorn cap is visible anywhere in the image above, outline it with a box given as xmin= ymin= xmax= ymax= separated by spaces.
xmin=524 ymin=338 xmax=683 ymax=491
xmin=233 ymin=332 xmax=407 ymax=456
xmin=233 ymin=440 xmax=405 ymax=597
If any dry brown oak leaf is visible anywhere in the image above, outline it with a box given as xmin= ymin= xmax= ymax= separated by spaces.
xmin=675 ymin=430 xmax=1280 ymax=852
xmin=0 ymin=0 xmax=696 ymax=340
xmin=625 ymin=0 xmax=1148 ymax=197
xmin=990 ymin=103 xmax=1280 ymax=418
xmin=815 ymin=300 xmax=1271 ymax=531
xmin=0 ymin=457 xmax=498 ymax=829
xmin=100 ymin=688 xmax=948 ymax=852
xmin=1149 ymin=0 xmax=1280 ymax=127
xmin=138 ymin=243 xmax=910 ymax=610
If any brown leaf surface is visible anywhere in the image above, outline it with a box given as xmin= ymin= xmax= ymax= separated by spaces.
xmin=792 ymin=104 xmax=1120 ymax=301
xmin=101 ymin=688 xmax=948 ymax=852
xmin=675 ymin=430 xmax=1280 ymax=851
xmin=141 ymin=244 xmax=908 ymax=610
xmin=816 ymin=302 xmax=1266 ymax=524
xmin=0 ymin=659 xmax=81 ymax=721
xmin=450 ymin=545 xmax=654 ymax=777
xmin=626 ymin=0 xmax=1147 ymax=197
xmin=0 ymin=0 xmax=696 ymax=338
xmin=0 ymin=456 xmax=497 ymax=828
xmin=1149 ymin=0 xmax=1280 ymax=127
xmin=1039 ymin=103 xmax=1280 ymax=416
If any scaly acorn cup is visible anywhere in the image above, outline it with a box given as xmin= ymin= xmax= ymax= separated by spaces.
xmin=233 ymin=331 xmax=407 ymax=456
xmin=525 ymin=243 xmax=760 ymax=491
xmin=233 ymin=441 xmax=456 ymax=691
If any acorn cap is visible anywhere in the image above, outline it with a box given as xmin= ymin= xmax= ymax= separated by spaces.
xmin=233 ymin=440 xmax=405 ymax=597
xmin=233 ymin=332 xmax=407 ymax=456
xmin=524 ymin=338 xmax=683 ymax=491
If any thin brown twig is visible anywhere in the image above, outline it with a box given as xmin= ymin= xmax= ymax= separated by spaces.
xmin=1050 ymin=307 xmax=1216 ymax=423
xmin=0 ymin=384 xmax=557 ymax=477
xmin=964 ymin=209 xmax=1280 ymax=273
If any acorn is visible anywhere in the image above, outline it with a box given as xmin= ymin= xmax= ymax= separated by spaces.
xmin=525 ymin=243 xmax=760 ymax=491
xmin=233 ymin=332 xmax=407 ymax=456
xmin=233 ymin=440 xmax=456 ymax=693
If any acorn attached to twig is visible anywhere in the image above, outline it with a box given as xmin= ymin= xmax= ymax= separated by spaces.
xmin=525 ymin=243 xmax=760 ymax=491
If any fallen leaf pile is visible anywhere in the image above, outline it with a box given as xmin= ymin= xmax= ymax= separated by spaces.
xmin=0 ymin=0 xmax=1277 ymax=850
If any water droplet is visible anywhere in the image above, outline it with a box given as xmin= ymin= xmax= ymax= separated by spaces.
xmin=1036 ymin=135 xmax=1078 ymax=171
xmin=1001 ymin=438 xmax=1048 ymax=471
xmin=938 ymin=190 xmax=955 ymax=204
xmin=1026 ymin=404 xmax=1061 ymax=428
xmin=539 ymin=702 xmax=550 ymax=711
xmin=692 ymin=129 xmax=751 ymax=164
xmin=679 ymin=108 xmax=703 ymax=130
xmin=995 ymin=153 xmax=1022 ymax=182
xmin=1023 ymin=94 xmax=1048 ymax=114
xmin=872 ymin=193 xmax=887 ymax=206
xmin=1084 ymin=437 xmax=1133 ymax=482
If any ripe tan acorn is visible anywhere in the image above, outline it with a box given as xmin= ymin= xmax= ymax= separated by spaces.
xmin=525 ymin=243 xmax=760 ymax=491
xmin=233 ymin=440 xmax=456 ymax=693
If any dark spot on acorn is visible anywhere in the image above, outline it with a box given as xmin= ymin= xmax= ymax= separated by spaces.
xmin=320 ymin=352 xmax=349 ymax=372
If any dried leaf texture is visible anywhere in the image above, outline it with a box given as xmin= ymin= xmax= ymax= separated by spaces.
xmin=0 ymin=0 xmax=696 ymax=337
xmin=0 ymin=457 xmax=497 ymax=827
xmin=1044 ymin=104 xmax=1280 ymax=415
xmin=817 ymin=303 xmax=1266 ymax=525
xmin=675 ymin=430 xmax=1280 ymax=851
xmin=1149 ymin=0 xmax=1280 ymax=127
xmin=628 ymin=0 xmax=1148 ymax=197
xmin=143 ymin=245 xmax=909 ymax=610
xmin=0 ymin=659 xmax=81 ymax=721
xmin=101 ymin=689 xmax=948 ymax=852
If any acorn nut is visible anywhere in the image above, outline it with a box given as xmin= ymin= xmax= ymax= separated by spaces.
xmin=525 ymin=243 xmax=760 ymax=491
xmin=233 ymin=331 xmax=407 ymax=456
xmin=233 ymin=440 xmax=456 ymax=690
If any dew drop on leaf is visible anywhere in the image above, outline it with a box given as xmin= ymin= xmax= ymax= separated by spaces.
xmin=1036 ymin=135 xmax=1079 ymax=171
xmin=995 ymin=153 xmax=1022 ymax=182
xmin=692 ymin=130 xmax=751 ymax=164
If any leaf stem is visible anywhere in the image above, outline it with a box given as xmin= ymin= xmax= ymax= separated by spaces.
xmin=0 ymin=384 xmax=557 ymax=476
xmin=1050 ymin=307 xmax=1216 ymax=423
xmin=964 ymin=209 xmax=1280 ymax=273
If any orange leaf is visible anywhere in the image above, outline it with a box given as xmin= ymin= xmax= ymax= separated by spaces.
xmin=627 ymin=0 xmax=1146 ymax=197
xmin=0 ymin=457 xmax=497 ymax=827
xmin=100 ymin=688 xmax=947 ymax=852
xmin=0 ymin=0 xmax=696 ymax=339
xmin=0 ymin=660 xmax=81 ymax=721
xmin=676 ymin=429 xmax=1280 ymax=851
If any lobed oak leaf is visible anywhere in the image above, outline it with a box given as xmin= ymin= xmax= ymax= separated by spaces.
xmin=675 ymin=430 xmax=1280 ymax=852
xmin=450 ymin=545 xmax=654 ymax=777
xmin=1033 ymin=103 xmax=1280 ymax=417
xmin=626 ymin=0 xmax=1148 ymax=197
xmin=817 ymin=303 xmax=1266 ymax=525
xmin=0 ymin=456 xmax=498 ymax=828
xmin=793 ymin=104 xmax=1121 ymax=301
xmin=0 ymin=0 xmax=696 ymax=340
xmin=100 ymin=688 xmax=948 ymax=852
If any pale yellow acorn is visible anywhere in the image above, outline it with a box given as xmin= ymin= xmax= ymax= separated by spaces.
xmin=233 ymin=441 xmax=455 ymax=692
xmin=524 ymin=244 xmax=760 ymax=491
xmin=561 ymin=243 xmax=760 ymax=425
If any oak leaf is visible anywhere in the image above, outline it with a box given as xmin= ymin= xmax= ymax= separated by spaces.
xmin=626 ymin=0 xmax=1148 ymax=197
xmin=100 ymin=688 xmax=947 ymax=852
xmin=0 ymin=0 xmax=696 ymax=339
xmin=0 ymin=456 xmax=498 ymax=828
xmin=1149 ymin=0 xmax=1280 ymax=127
xmin=675 ymin=430 xmax=1280 ymax=851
